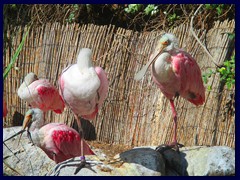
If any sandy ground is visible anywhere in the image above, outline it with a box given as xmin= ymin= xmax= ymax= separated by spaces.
xmin=87 ymin=140 xmax=134 ymax=158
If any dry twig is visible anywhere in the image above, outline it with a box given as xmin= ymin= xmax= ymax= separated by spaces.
xmin=190 ymin=4 xmax=220 ymax=67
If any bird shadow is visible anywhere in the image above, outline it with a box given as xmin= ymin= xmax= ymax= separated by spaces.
xmin=118 ymin=147 xmax=164 ymax=173
xmin=161 ymin=148 xmax=189 ymax=176
xmin=118 ymin=147 xmax=189 ymax=176
xmin=12 ymin=111 xmax=24 ymax=126
xmin=72 ymin=118 xmax=97 ymax=141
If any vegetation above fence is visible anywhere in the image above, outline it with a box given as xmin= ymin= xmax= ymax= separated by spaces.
xmin=3 ymin=4 xmax=234 ymax=31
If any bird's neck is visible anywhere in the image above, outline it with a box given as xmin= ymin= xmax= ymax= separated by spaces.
xmin=29 ymin=112 xmax=45 ymax=132
xmin=30 ymin=129 xmax=42 ymax=146
xmin=77 ymin=56 xmax=93 ymax=71
xmin=18 ymin=78 xmax=34 ymax=91
xmin=29 ymin=120 xmax=44 ymax=146
xmin=151 ymin=52 xmax=174 ymax=83
xmin=165 ymin=44 xmax=181 ymax=55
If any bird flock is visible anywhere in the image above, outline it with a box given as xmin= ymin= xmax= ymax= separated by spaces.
xmin=3 ymin=33 xmax=205 ymax=172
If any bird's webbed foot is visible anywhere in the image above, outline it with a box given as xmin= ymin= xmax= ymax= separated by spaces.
xmin=51 ymin=156 xmax=99 ymax=176
xmin=73 ymin=156 xmax=86 ymax=174
xmin=155 ymin=142 xmax=184 ymax=154
xmin=51 ymin=158 xmax=74 ymax=176
xmin=74 ymin=156 xmax=99 ymax=174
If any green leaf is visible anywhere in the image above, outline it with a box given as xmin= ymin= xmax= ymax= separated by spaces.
xmin=203 ymin=75 xmax=208 ymax=84
xmin=73 ymin=4 xmax=79 ymax=11
xmin=216 ymin=6 xmax=223 ymax=15
xmin=207 ymin=86 xmax=212 ymax=91
xmin=124 ymin=4 xmax=143 ymax=14
xmin=226 ymin=82 xmax=232 ymax=89
xmin=205 ymin=4 xmax=212 ymax=9
xmin=11 ymin=4 xmax=17 ymax=9
xmin=3 ymin=26 xmax=30 ymax=80
xmin=144 ymin=4 xmax=158 ymax=16
xmin=228 ymin=33 xmax=235 ymax=40
xmin=218 ymin=67 xmax=226 ymax=74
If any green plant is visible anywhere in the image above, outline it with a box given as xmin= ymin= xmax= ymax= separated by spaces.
xmin=202 ymin=32 xmax=235 ymax=90
xmin=144 ymin=4 xmax=159 ymax=16
xmin=3 ymin=27 xmax=30 ymax=80
xmin=202 ymin=54 xmax=235 ymax=90
xmin=205 ymin=4 xmax=225 ymax=16
xmin=124 ymin=4 xmax=159 ymax=16
xmin=202 ymin=69 xmax=214 ymax=90
xmin=218 ymin=55 xmax=235 ymax=89
xmin=167 ymin=13 xmax=180 ymax=23
xmin=124 ymin=4 xmax=143 ymax=14
xmin=66 ymin=4 xmax=79 ymax=23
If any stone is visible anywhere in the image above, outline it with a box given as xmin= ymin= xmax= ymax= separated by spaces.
xmin=3 ymin=126 xmax=235 ymax=176
xmin=3 ymin=126 xmax=55 ymax=176
xmin=52 ymin=147 xmax=165 ymax=176
xmin=161 ymin=146 xmax=235 ymax=176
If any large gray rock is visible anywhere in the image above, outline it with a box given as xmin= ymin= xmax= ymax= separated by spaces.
xmin=3 ymin=126 xmax=235 ymax=176
xmin=160 ymin=146 xmax=235 ymax=176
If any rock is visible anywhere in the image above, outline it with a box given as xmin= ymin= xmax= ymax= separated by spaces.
xmin=3 ymin=126 xmax=55 ymax=176
xmin=3 ymin=126 xmax=235 ymax=176
xmin=114 ymin=147 xmax=165 ymax=176
xmin=161 ymin=146 xmax=235 ymax=176
xmin=51 ymin=147 xmax=165 ymax=176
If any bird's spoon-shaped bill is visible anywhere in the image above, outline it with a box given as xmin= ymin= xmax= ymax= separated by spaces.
xmin=3 ymin=129 xmax=26 ymax=143
xmin=134 ymin=48 xmax=163 ymax=81
xmin=3 ymin=114 xmax=32 ymax=144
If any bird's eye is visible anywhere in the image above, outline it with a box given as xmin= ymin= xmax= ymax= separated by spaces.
xmin=162 ymin=40 xmax=168 ymax=45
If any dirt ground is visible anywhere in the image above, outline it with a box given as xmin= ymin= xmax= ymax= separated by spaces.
xmin=87 ymin=140 xmax=134 ymax=158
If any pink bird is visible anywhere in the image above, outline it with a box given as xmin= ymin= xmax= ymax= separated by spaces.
xmin=17 ymin=72 xmax=65 ymax=117
xmin=134 ymin=33 xmax=205 ymax=152
xmin=59 ymin=48 xmax=109 ymax=169
xmin=4 ymin=108 xmax=95 ymax=164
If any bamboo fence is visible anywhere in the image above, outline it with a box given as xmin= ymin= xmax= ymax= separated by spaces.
xmin=3 ymin=20 xmax=235 ymax=148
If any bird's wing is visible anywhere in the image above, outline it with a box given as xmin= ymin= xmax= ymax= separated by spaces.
xmin=35 ymin=80 xmax=65 ymax=113
xmin=49 ymin=124 xmax=95 ymax=157
xmin=95 ymin=66 xmax=109 ymax=107
xmin=172 ymin=51 xmax=205 ymax=105
xmin=58 ymin=64 xmax=74 ymax=106
xmin=58 ymin=64 xmax=73 ymax=97
xmin=81 ymin=67 xmax=108 ymax=120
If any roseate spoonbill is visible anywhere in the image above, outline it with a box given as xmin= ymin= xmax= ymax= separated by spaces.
xmin=134 ymin=33 xmax=205 ymax=152
xmin=17 ymin=72 xmax=65 ymax=117
xmin=3 ymin=108 xmax=95 ymax=164
xmin=59 ymin=48 xmax=108 ymax=169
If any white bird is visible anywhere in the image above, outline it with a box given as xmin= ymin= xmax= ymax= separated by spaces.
xmin=59 ymin=48 xmax=109 ymax=170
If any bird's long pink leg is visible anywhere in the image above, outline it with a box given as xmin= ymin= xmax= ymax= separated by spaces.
xmin=169 ymin=99 xmax=177 ymax=144
xmin=73 ymin=113 xmax=87 ymax=174
xmin=155 ymin=99 xmax=184 ymax=153
xmin=74 ymin=114 xmax=84 ymax=158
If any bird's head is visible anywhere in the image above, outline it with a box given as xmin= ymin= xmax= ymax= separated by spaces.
xmin=22 ymin=108 xmax=44 ymax=131
xmin=134 ymin=33 xmax=179 ymax=81
xmin=3 ymin=108 xmax=44 ymax=144
xmin=22 ymin=109 xmax=34 ymax=130
xmin=24 ymin=72 xmax=39 ymax=85
xmin=78 ymin=48 xmax=92 ymax=58
xmin=155 ymin=33 xmax=179 ymax=53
